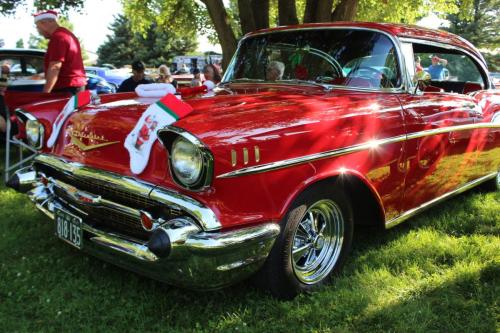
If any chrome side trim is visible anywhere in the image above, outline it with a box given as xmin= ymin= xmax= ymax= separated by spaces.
xmin=34 ymin=154 xmax=222 ymax=231
xmin=217 ymin=122 xmax=500 ymax=179
xmin=217 ymin=134 xmax=407 ymax=179
xmin=406 ymin=123 xmax=500 ymax=140
xmin=385 ymin=172 xmax=497 ymax=229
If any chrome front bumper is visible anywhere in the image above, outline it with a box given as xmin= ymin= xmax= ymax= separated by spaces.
xmin=8 ymin=157 xmax=280 ymax=290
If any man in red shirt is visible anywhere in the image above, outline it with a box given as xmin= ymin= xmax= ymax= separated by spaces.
xmin=34 ymin=10 xmax=87 ymax=94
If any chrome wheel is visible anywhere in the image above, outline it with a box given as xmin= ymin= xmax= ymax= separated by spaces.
xmin=291 ymin=199 xmax=344 ymax=284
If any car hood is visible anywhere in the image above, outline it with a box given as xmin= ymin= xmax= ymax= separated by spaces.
xmin=47 ymin=87 xmax=401 ymax=185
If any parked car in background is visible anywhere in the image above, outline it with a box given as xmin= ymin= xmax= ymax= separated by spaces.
xmin=6 ymin=22 xmax=500 ymax=299
xmin=0 ymin=49 xmax=45 ymax=92
xmin=86 ymin=73 xmax=116 ymax=94
xmin=84 ymin=66 xmax=128 ymax=89
xmin=0 ymin=49 xmax=118 ymax=95
xmin=100 ymin=63 xmax=117 ymax=70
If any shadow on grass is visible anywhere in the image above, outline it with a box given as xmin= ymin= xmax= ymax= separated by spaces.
xmin=0 ymin=142 xmax=498 ymax=332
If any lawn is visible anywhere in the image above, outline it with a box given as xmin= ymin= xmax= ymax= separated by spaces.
xmin=0 ymin=146 xmax=498 ymax=333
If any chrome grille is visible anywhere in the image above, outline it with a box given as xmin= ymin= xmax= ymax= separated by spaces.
xmin=37 ymin=163 xmax=182 ymax=240
xmin=36 ymin=163 xmax=157 ymax=209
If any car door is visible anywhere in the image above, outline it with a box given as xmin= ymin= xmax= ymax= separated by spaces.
xmin=398 ymin=40 xmax=490 ymax=212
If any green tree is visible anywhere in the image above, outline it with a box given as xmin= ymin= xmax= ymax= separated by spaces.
xmin=1 ymin=0 xmax=468 ymax=69
xmin=97 ymin=15 xmax=197 ymax=68
xmin=15 ymin=38 xmax=24 ymax=48
xmin=441 ymin=0 xmax=499 ymax=71
xmin=122 ymin=0 xmax=463 ymax=68
xmin=441 ymin=0 xmax=499 ymax=49
xmin=0 ymin=0 xmax=84 ymax=15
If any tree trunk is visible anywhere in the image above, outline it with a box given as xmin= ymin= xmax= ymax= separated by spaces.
xmin=304 ymin=0 xmax=334 ymax=23
xmin=278 ymin=0 xmax=299 ymax=25
xmin=331 ymin=0 xmax=358 ymax=21
xmin=238 ymin=0 xmax=256 ymax=34
xmin=252 ymin=0 xmax=269 ymax=30
xmin=201 ymin=0 xmax=238 ymax=69
xmin=238 ymin=0 xmax=269 ymax=35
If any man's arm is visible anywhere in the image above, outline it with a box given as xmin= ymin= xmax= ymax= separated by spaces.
xmin=43 ymin=61 xmax=62 ymax=93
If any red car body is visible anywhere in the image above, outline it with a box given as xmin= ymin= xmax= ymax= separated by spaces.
xmin=7 ymin=22 xmax=500 ymax=295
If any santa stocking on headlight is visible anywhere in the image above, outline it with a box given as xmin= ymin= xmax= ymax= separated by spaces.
xmin=124 ymin=94 xmax=193 ymax=174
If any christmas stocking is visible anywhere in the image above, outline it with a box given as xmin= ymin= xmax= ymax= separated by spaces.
xmin=47 ymin=90 xmax=91 ymax=148
xmin=124 ymin=94 xmax=193 ymax=175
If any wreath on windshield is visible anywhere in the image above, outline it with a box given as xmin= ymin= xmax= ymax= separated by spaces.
xmin=289 ymin=45 xmax=310 ymax=80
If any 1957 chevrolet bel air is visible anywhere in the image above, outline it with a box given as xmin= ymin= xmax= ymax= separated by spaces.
xmin=7 ymin=22 xmax=499 ymax=299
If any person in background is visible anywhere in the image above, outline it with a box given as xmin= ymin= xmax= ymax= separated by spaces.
xmin=427 ymin=55 xmax=448 ymax=81
xmin=33 ymin=10 xmax=87 ymax=94
xmin=202 ymin=64 xmax=222 ymax=84
xmin=266 ymin=61 xmax=285 ymax=81
xmin=415 ymin=56 xmax=423 ymax=73
xmin=175 ymin=63 xmax=189 ymax=75
xmin=118 ymin=60 xmax=152 ymax=92
xmin=0 ymin=63 xmax=11 ymax=135
xmin=191 ymin=68 xmax=202 ymax=87
xmin=156 ymin=65 xmax=178 ymax=89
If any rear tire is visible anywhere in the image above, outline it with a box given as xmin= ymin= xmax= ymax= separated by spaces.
xmin=256 ymin=182 xmax=354 ymax=299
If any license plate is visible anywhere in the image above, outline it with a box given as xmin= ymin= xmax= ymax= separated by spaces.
xmin=55 ymin=208 xmax=83 ymax=249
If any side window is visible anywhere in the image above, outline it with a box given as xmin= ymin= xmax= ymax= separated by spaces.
xmin=24 ymin=56 xmax=44 ymax=75
xmin=0 ymin=57 xmax=21 ymax=76
xmin=1 ymin=55 xmax=44 ymax=77
xmin=416 ymin=52 xmax=483 ymax=84
xmin=411 ymin=42 xmax=486 ymax=93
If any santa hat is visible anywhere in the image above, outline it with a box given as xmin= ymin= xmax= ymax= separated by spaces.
xmin=33 ymin=10 xmax=58 ymax=23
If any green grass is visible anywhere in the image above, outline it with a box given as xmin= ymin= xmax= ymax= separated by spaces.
xmin=0 ymin=148 xmax=498 ymax=332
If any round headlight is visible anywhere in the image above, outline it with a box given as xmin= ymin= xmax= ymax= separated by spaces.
xmin=171 ymin=136 xmax=203 ymax=186
xmin=25 ymin=119 xmax=44 ymax=149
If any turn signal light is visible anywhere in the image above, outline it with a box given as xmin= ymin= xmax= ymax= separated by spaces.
xmin=140 ymin=211 xmax=154 ymax=231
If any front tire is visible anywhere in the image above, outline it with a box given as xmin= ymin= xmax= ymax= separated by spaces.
xmin=257 ymin=183 xmax=354 ymax=299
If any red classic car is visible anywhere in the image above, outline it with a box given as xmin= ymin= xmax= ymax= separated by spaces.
xmin=6 ymin=22 xmax=500 ymax=299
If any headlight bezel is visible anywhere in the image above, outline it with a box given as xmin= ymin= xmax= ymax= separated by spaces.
xmin=158 ymin=126 xmax=214 ymax=191
xmin=16 ymin=109 xmax=44 ymax=150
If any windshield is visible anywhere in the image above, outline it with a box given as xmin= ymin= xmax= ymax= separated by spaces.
xmin=223 ymin=28 xmax=401 ymax=89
